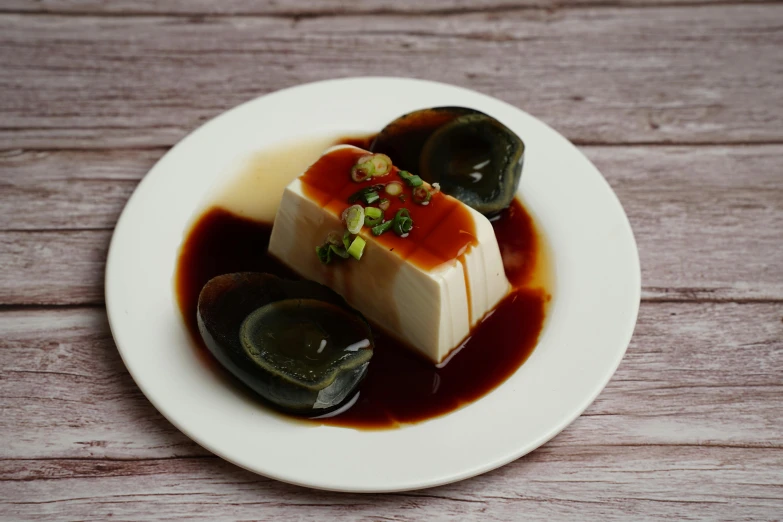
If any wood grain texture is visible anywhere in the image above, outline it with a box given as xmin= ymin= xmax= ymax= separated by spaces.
xmin=1 ymin=303 xmax=780 ymax=461
xmin=0 ymin=148 xmax=156 ymax=230
xmin=1 ymin=0 xmax=766 ymax=15
xmin=2 ymin=0 xmax=783 ymax=518
xmin=590 ymin=146 xmax=783 ymax=301
xmin=0 ymin=5 xmax=781 ymax=149
xmin=1 ymin=303 xmax=781 ymax=519
xmin=2 ymin=146 xmax=781 ymax=303
xmin=0 ymin=230 xmax=110 ymax=305
xmin=2 ymin=447 xmax=781 ymax=521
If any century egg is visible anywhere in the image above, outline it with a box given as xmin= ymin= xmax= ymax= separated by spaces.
xmin=197 ymin=272 xmax=373 ymax=415
xmin=371 ymin=107 xmax=525 ymax=216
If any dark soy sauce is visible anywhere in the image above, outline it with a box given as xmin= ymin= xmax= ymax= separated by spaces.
xmin=176 ymin=198 xmax=550 ymax=429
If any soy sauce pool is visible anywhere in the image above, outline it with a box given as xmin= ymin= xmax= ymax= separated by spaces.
xmin=176 ymin=198 xmax=551 ymax=429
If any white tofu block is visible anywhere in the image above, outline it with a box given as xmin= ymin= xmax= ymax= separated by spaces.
xmin=268 ymin=146 xmax=509 ymax=364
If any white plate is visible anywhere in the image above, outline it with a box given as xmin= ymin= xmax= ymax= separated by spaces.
xmin=106 ymin=77 xmax=640 ymax=492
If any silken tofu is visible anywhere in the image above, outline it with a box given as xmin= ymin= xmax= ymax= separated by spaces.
xmin=268 ymin=145 xmax=509 ymax=364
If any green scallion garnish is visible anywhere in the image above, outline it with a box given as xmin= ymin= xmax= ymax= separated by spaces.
xmin=316 ymin=242 xmax=349 ymax=264
xmin=364 ymin=207 xmax=384 ymax=227
xmin=372 ymin=220 xmax=394 ymax=236
xmin=348 ymin=184 xmax=385 ymax=204
xmin=316 ymin=244 xmax=330 ymax=264
xmin=413 ymin=185 xmax=432 ymax=205
xmin=363 ymin=191 xmax=380 ymax=204
xmin=365 ymin=215 xmax=383 ymax=227
xmin=370 ymin=154 xmax=392 ymax=176
xmin=351 ymin=165 xmax=370 ymax=183
xmin=342 ymin=204 xmax=365 ymax=234
xmin=392 ymin=208 xmax=414 ymax=237
xmin=347 ymin=236 xmax=366 ymax=260
xmin=330 ymin=244 xmax=349 ymax=259
xmin=365 ymin=207 xmax=382 ymax=218
xmin=398 ymin=170 xmax=423 ymax=187
xmin=352 ymin=154 xmax=392 ymax=181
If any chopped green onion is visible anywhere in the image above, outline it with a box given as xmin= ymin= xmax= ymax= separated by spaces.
xmin=393 ymin=208 xmax=413 ymax=237
xmin=363 ymin=191 xmax=380 ymax=204
xmin=352 ymin=154 xmax=392 ymax=181
xmin=372 ymin=220 xmax=394 ymax=236
xmin=378 ymin=198 xmax=390 ymax=211
xmin=330 ymin=244 xmax=349 ymax=259
xmin=384 ymin=181 xmax=403 ymax=196
xmin=370 ymin=154 xmax=392 ymax=176
xmin=365 ymin=207 xmax=382 ymax=219
xmin=347 ymin=236 xmax=366 ymax=260
xmin=342 ymin=204 xmax=365 ymax=234
xmin=413 ymin=186 xmax=432 ymax=205
xmin=316 ymin=244 xmax=348 ymax=264
xmin=398 ymin=170 xmax=423 ymax=187
xmin=351 ymin=164 xmax=370 ymax=183
xmin=348 ymin=184 xmax=385 ymax=204
xmin=316 ymin=244 xmax=331 ymax=264
xmin=364 ymin=215 xmax=383 ymax=227
xmin=364 ymin=207 xmax=383 ymax=226
xmin=342 ymin=229 xmax=352 ymax=250
xmin=317 ymin=233 xmax=350 ymax=264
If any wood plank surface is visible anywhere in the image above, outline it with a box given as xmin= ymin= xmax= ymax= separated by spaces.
xmin=2 ymin=446 xmax=781 ymax=521
xmin=1 ymin=5 xmax=781 ymax=149
xmin=2 ymin=146 xmax=781 ymax=303
xmin=0 ymin=230 xmax=110 ymax=306
xmin=2 ymin=0 xmax=769 ymax=15
xmin=2 ymin=0 xmax=782 ymax=518
xmin=0 ymin=148 xmax=156 ymax=230
xmin=1 ymin=303 xmax=781 ymax=519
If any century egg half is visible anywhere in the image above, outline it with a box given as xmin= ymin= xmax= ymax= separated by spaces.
xmin=371 ymin=106 xmax=525 ymax=216
xmin=197 ymin=272 xmax=373 ymax=415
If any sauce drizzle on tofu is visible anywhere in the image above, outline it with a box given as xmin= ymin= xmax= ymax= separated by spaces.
xmin=300 ymin=146 xmax=478 ymax=272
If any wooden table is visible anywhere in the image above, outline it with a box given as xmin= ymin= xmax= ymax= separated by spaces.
xmin=1 ymin=1 xmax=781 ymax=519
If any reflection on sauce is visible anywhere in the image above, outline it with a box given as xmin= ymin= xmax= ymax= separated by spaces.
xmin=300 ymin=146 xmax=477 ymax=272
xmin=176 ymin=199 xmax=550 ymax=429
xmin=492 ymin=199 xmax=546 ymax=288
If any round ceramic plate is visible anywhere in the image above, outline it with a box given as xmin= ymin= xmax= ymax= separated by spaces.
xmin=106 ymin=77 xmax=640 ymax=493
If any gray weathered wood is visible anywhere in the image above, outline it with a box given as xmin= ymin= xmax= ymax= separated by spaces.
xmin=1 ymin=446 xmax=781 ymax=521
xmin=0 ymin=0 xmax=759 ymax=15
xmin=1 ymin=303 xmax=780 ymax=461
xmin=0 ymin=148 xmax=156 ymax=230
xmin=2 ymin=146 xmax=781 ymax=303
xmin=0 ymin=230 xmax=110 ymax=305
xmin=2 ymin=1 xmax=782 ymax=518
xmin=0 ymin=5 xmax=781 ymax=149
xmin=591 ymin=146 xmax=783 ymax=301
